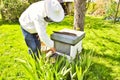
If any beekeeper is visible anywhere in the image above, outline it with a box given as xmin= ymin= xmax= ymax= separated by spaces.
xmin=19 ymin=0 xmax=64 ymax=58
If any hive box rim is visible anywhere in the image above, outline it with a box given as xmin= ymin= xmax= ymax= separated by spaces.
xmin=51 ymin=29 xmax=85 ymax=45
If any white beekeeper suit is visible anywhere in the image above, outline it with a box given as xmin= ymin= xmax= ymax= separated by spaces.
xmin=19 ymin=0 xmax=64 ymax=57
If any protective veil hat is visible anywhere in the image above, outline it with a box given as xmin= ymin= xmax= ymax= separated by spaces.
xmin=45 ymin=0 xmax=65 ymax=22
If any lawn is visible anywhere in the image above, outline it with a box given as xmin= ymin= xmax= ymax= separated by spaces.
xmin=0 ymin=15 xmax=120 ymax=80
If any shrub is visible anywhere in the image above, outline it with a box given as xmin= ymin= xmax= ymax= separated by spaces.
xmin=87 ymin=0 xmax=120 ymax=18
xmin=105 ymin=1 xmax=116 ymax=18
xmin=1 ymin=0 xmax=30 ymax=22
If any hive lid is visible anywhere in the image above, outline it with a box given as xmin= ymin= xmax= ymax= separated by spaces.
xmin=51 ymin=29 xmax=85 ymax=45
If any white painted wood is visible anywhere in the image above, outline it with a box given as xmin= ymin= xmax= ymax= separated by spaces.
xmin=70 ymin=41 xmax=82 ymax=59
xmin=51 ymin=29 xmax=85 ymax=61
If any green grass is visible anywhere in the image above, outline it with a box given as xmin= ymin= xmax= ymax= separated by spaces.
xmin=0 ymin=15 xmax=120 ymax=80
xmin=83 ymin=16 xmax=120 ymax=80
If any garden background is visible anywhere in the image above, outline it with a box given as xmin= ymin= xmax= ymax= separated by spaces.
xmin=0 ymin=0 xmax=120 ymax=80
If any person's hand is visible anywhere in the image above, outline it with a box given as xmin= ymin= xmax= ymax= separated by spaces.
xmin=46 ymin=47 xmax=56 ymax=53
xmin=49 ymin=47 xmax=56 ymax=53
xmin=41 ymin=41 xmax=46 ymax=46
xmin=41 ymin=42 xmax=56 ymax=54
xmin=45 ymin=47 xmax=56 ymax=54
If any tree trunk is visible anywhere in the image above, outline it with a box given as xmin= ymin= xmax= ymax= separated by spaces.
xmin=74 ymin=0 xmax=87 ymax=31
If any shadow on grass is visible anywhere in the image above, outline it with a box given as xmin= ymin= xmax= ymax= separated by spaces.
xmin=102 ymin=37 xmax=120 ymax=45
xmin=49 ymin=15 xmax=74 ymax=28
xmin=94 ymin=53 xmax=120 ymax=64
xmin=0 ymin=19 xmax=19 ymax=26
xmin=82 ymin=49 xmax=113 ymax=80
xmin=85 ymin=16 xmax=115 ymax=29
xmin=0 ymin=18 xmax=73 ymax=28
xmin=85 ymin=63 xmax=113 ymax=80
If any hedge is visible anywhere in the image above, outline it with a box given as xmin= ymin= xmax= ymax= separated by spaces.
xmin=1 ymin=0 xmax=39 ymax=22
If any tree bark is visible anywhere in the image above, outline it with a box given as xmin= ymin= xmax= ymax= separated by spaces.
xmin=74 ymin=0 xmax=87 ymax=31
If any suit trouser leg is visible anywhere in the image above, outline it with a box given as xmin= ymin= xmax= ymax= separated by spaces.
xmin=21 ymin=27 xmax=41 ymax=58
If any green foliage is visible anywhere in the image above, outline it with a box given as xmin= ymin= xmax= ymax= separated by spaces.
xmin=105 ymin=1 xmax=117 ymax=18
xmin=86 ymin=2 xmax=97 ymax=14
xmin=15 ymin=51 xmax=92 ymax=80
xmin=87 ymin=1 xmax=120 ymax=18
xmin=84 ymin=15 xmax=120 ymax=80
xmin=86 ymin=1 xmax=106 ymax=16
xmin=1 ymin=0 xmax=30 ymax=22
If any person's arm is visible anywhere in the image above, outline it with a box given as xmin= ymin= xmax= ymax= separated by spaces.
xmin=33 ymin=20 xmax=56 ymax=53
